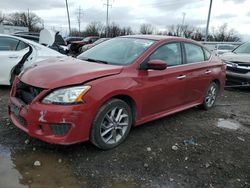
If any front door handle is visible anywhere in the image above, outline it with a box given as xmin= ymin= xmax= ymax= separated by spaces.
xmin=177 ymin=75 xmax=186 ymax=80
xmin=8 ymin=56 xmax=19 ymax=59
xmin=205 ymin=70 xmax=212 ymax=74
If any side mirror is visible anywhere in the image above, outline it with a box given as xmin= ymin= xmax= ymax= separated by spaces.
xmin=147 ymin=59 xmax=167 ymax=70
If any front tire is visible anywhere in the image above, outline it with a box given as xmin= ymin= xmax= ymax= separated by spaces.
xmin=90 ymin=99 xmax=132 ymax=150
xmin=201 ymin=82 xmax=219 ymax=110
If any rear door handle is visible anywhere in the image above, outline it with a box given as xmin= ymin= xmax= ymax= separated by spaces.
xmin=177 ymin=75 xmax=186 ymax=80
xmin=205 ymin=70 xmax=211 ymax=74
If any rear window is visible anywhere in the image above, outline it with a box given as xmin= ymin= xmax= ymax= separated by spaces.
xmin=16 ymin=41 xmax=29 ymax=51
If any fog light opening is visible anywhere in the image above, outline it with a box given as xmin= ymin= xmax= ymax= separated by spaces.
xmin=50 ymin=123 xmax=71 ymax=136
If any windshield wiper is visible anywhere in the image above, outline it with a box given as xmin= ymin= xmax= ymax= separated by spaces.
xmin=82 ymin=58 xmax=109 ymax=64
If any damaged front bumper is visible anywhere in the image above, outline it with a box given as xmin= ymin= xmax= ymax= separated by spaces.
xmin=8 ymin=80 xmax=95 ymax=145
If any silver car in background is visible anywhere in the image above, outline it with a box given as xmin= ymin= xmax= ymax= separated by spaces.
xmin=220 ymin=42 xmax=250 ymax=86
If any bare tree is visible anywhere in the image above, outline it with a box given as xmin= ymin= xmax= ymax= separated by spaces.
xmin=84 ymin=22 xmax=104 ymax=36
xmin=0 ymin=12 xmax=4 ymax=24
xmin=140 ymin=24 xmax=154 ymax=34
xmin=192 ymin=27 xmax=203 ymax=41
xmin=107 ymin=22 xmax=122 ymax=37
xmin=166 ymin=24 xmax=182 ymax=36
xmin=212 ymin=24 xmax=240 ymax=42
xmin=120 ymin=26 xmax=133 ymax=36
xmin=182 ymin=25 xmax=195 ymax=38
xmin=7 ymin=12 xmax=43 ymax=31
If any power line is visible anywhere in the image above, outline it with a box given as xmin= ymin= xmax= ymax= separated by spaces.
xmin=76 ymin=6 xmax=84 ymax=35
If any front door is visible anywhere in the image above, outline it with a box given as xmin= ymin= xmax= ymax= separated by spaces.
xmin=137 ymin=42 xmax=188 ymax=117
xmin=0 ymin=36 xmax=29 ymax=85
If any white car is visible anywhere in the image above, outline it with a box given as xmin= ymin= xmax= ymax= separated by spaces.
xmin=0 ymin=34 xmax=65 ymax=85
xmin=214 ymin=44 xmax=236 ymax=56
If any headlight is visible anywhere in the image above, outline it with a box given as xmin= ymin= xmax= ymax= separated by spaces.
xmin=42 ymin=86 xmax=91 ymax=104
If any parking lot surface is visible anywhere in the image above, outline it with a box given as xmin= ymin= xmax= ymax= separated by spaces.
xmin=0 ymin=86 xmax=249 ymax=188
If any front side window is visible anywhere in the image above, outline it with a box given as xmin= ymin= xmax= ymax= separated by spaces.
xmin=149 ymin=43 xmax=182 ymax=67
xmin=78 ymin=38 xmax=155 ymax=65
xmin=0 ymin=37 xmax=19 ymax=51
xmin=184 ymin=43 xmax=205 ymax=64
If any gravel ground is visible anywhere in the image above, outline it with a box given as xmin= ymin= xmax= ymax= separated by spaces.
xmin=0 ymin=86 xmax=249 ymax=188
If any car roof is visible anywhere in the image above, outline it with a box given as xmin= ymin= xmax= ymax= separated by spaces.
xmin=119 ymin=35 xmax=204 ymax=47
xmin=120 ymin=35 xmax=184 ymax=41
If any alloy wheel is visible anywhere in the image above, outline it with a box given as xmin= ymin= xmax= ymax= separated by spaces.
xmin=205 ymin=84 xmax=217 ymax=108
xmin=100 ymin=107 xmax=129 ymax=145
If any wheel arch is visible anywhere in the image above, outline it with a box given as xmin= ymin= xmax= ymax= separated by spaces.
xmin=212 ymin=79 xmax=220 ymax=89
xmin=111 ymin=94 xmax=137 ymax=125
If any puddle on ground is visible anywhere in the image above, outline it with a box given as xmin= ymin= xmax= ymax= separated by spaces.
xmin=0 ymin=144 xmax=84 ymax=188
xmin=217 ymin=119 xmax=241 ymax=130
xmin=0 ymin=144 xmax=140 ymax=188
xmin=217 ymin=118 xmax=250 ymax=133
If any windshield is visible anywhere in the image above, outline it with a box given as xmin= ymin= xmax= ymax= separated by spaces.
xmin=218 ymin=45 xmax=235 ymax=50
xmin=77 ymin=38 xmax=155 ymax=65
xmin=233 ymin=43 xmax=250 ymax=54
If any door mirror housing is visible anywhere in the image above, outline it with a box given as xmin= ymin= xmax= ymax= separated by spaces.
xmin=147 ymin=59 xmax=167 ymax=70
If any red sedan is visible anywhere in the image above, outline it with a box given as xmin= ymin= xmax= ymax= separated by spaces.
xmin=9 ymin=35 xmax=226 ymax=150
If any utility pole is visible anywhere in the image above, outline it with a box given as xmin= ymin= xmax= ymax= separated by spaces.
xmin=76 ymin=6 xmax=84 ymax=36
xmin=27 ymin=9 xmax=30 ymax=31
xmin=181 ymin=12 xmax=186 ymax=37
xmin=205 ymin=0 xmax=213 ymax=41
xmin=65 ymin=0 xmax=71 ymax=35
xmin=104 ymin=0 xmax=112 ymax=37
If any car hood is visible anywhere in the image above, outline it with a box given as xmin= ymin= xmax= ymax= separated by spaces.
xmin=220 ymin=52 xmax=250 ymax=63
xmin=19 ymin=57 xmax=123 ymax=89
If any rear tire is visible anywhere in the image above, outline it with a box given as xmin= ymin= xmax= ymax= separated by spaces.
xmin=201 ymin=82 xmax=219 ymax=110
xmin=90 ymin=99 xmax=132 ymax=150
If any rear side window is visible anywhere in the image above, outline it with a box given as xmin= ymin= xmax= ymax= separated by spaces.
xmin=0 ymin=37 xmax=19 ymax=51
xmin=16 ymin=41 xmax=29 ymax=51
xmin=184 ymin=43 xmax=205 ymax=64
xmin=149 ymin=43 xmax=182 ymax=67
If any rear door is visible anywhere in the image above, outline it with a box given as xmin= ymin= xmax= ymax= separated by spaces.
xmin=0 ymin=36 xmax=29 ymax=85
xmin=182 ymin=42 xmax=214 ymax=104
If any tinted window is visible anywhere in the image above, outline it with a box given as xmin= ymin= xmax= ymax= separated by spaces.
xmin=0 ymin=37 xmax=19 ymax=51
xmin=184 ymin=43 xmax=205 ymax=64
xmin=149 ymin=43 xmax=182 ymax=66
xmin=16 ymin=41 xmax=29 ymax=51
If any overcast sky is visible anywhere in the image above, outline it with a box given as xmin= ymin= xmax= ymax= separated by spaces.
xmin=0 ymin=0 xmax=250 ymax=39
